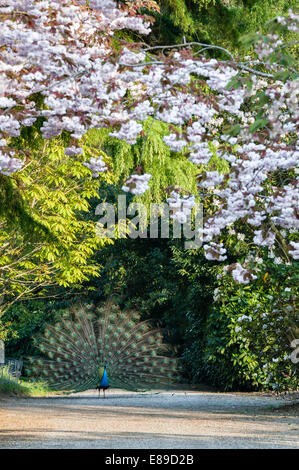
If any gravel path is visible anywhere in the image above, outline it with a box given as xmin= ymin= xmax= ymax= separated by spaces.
xmin=0 ymin=389 xmax=298 ymax=449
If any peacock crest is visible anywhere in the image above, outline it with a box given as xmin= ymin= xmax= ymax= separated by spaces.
xmin=27 ymin=301 xmax=179 ymax=392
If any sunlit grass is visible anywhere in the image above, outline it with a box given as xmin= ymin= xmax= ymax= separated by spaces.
xmin=0 ymin=366 xmax=58 ymax=396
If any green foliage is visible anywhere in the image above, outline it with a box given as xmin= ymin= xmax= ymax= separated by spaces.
xmin=0 ymin=174 xmax=54 ymax=242
xmin=1 ymin=300 xmax=64 ymax=356
xmin=0 ymin=375 xmax=29 ymax=396
xmin=184 ymin=289 xmax=268 ymax=391
xmin=160 ymin=0 xmax=215 ymax=37
xmin=188 ymin=260 xmax=298 ymax=391
xmin=0 ymin=130 xmax=115 ymax=312
xmin=0 ymin=366 xmax=54 ymax=396
xmin=83 ymin=120 xmax=198 ymax=208
xmin=150 ymin=0 xmax=297 ymax=55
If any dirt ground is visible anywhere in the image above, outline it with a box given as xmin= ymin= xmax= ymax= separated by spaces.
xmin=0 ymin=389 xmax=298 ymax=449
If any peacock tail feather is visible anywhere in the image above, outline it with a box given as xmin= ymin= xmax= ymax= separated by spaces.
xmin=26 ymin=301 xmax=180 ymax=392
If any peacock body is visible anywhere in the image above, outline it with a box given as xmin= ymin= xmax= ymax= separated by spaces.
xmin=27 ymin=302 xmax=179 ymax=392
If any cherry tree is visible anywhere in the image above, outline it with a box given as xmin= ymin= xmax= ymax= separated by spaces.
xmin=0 ymin=0 xmax=298 ymax=283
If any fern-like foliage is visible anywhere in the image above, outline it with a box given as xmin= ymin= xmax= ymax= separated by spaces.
xmin=0 ymin=174 xmax=56 ymax=243
xmin=83 ymin=120 xmax=198 ymax=207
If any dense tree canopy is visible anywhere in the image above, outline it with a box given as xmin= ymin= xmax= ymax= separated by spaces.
xmin=0 ymin=127 xmax=114 ymax=315
xmin=151 ymin=1 xmax=297 ymax=52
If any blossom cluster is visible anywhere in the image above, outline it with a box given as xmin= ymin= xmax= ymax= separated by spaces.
xmin=166 ymin=191 xmax=196 ymax=224
xmin=0 ymin=150 xmax=23 ymax=175
xmin=83 ymin=156 xmax=108 ymax=178
xmin=122 ymin=173 xmax=152 ymax=196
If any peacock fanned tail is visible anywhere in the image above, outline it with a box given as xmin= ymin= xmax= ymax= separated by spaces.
xmin=26 ymin=301 xmax=180 ymax=392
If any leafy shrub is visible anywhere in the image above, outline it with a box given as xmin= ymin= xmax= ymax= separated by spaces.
xmin=185 ymin=260 xmax=298 ymax=392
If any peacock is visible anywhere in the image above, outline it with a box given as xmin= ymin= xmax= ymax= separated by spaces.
xmin=97 ymin=365 xmax=109 ymax=398
xmin=26 ymin=301 xmax=179 ymax=395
